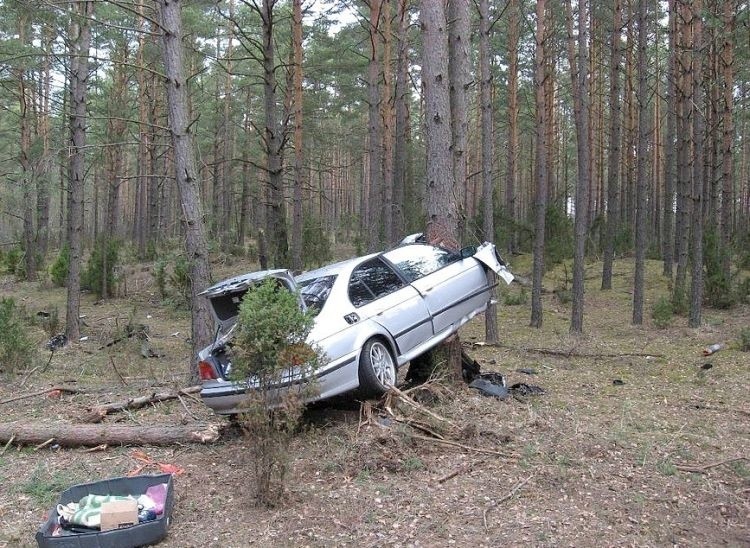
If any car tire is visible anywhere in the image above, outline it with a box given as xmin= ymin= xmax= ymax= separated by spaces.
xmin=358 ymin=338 xmax=397 ymax=397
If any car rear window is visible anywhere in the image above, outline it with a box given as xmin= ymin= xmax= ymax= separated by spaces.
xmin=299 ymin=275 xmax=336 ymax=316
xmin=383 ymin=244 xmax=461 ymax=282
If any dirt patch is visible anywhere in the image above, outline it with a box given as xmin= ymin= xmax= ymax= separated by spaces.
xmin=0 ymin=258 xmax=748 ymax=547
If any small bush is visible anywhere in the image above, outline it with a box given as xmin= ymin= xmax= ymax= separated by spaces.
xmin=735 ymin=277 xmax=750 ymax=305
xmin=36 ymin=307 xmax=60 ymax=337
xmin=0 ymin=298 xmax=33 ymax=373
xmin=50 ymin=246 xmax=70 ymax=287
xmin=651 ymin=296 xmax=673 ymax=329
xmin=153 ymin=259 xmax=167 ymax=299
xmin=739 ymin=328 xmax=750 ymax=352
xmin=504 ymin=288 xmax=528 ymax=306
xmin=232 ymin=279 xmax=321 ymax=507
xmin=82 ymin=238 xmax=119 ymax=298
xmin=672 ymin=286 xmax=688 ymax=316
xmin=302 ymin=218 xmax=333 ymax=269
xmin=4 ymin=247 xmax=22 ymax=274
xmin=169 ymin=256 xmax=191 ymax=306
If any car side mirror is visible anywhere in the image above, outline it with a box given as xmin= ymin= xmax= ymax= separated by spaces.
xmin=460 ymin=246 xmax=477 ymax=259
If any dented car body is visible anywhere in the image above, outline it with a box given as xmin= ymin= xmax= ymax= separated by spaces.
xmin=197 ymin=241 xmax=513 ymax=415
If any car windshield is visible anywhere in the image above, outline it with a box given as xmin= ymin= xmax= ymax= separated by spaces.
xmin=383 ymin=244 xmax=461 ymax=282
xmin=298 ymin=275 xmax=336 ymax=316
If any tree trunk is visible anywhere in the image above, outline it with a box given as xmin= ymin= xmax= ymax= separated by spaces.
xmin=566 ymin=0 xmax=591 ymax=334
xmin=260 ymin=0 xmax=289 ymax=268
xmin=157 ymin=0 xmax=215 ymax=381
xmin=689 ymin=1 xmax=704 ymax=328
xmin=662 ymin=0 xmax=677 ymax=278
xmin=393 ymin=0 xmax=410 ymax=241
xmin=65 ymin=0 xmax=94 ymax=343
xmin=530 ymin=0 xmax=548 ymax=329
xmin=421 ymin=0 xmax=461 ymax=379
xmin=719 ymin=0 xmax=734 ymax=283
xmin=0 ymin=422 xmax=219 ymax=447
xmin=367 ymin=0 xmax=383 ymax=252
xmin=382 ymin=0 xmax=395 ymax=246
xmin=632 ymin=0 xmax=650 ymax=325
xmin=291 ymin=0 xmax=304 ymax=271
xmin=506 ymin=0 xmax=520 ymax=255
xmin=601 ymin=0 xmax=622 ymax=290
xmin=478 ymin=0 xmax=497 ymax=344
xmin=448 ymin=0 xmax=470 ymax=243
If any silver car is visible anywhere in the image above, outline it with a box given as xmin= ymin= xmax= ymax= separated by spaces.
xmin=197 ymin=241 xmax=513 ymax=415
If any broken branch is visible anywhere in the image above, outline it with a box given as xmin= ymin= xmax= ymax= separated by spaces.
xmin=83 ymin=385 xmax=201 ymax=423
xmin=0 ymin=386 xmax=79 ymax=406
xmin=675 ymin=456 xmax=748 ymax=474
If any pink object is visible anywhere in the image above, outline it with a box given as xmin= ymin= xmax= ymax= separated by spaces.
xmin=145 ymin=483 xmax=168 ymax=515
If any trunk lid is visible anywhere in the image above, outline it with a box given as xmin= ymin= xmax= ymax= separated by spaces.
xmin=200 ymin=269 xmax=301 ymax=333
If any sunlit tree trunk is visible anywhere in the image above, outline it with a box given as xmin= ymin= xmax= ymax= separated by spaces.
xmin=157 ymin=0 xmax=214 ymax=380
xmin=393 ymin=0 xmax=410 ymax=241
xmin=291 ymin=0 xmax=304 ymax=270
xmin=689 ymin=0 xmax=704 ymax=328
xmin=662 ymin=0 xmax=677 ymax=278
xmin=506 ymin=0 xmax=519 ymax=255
xmin=448 ymin=0 xmax=469 ymax=242
xmin=367 ymin=0 xmax=383 ymax=252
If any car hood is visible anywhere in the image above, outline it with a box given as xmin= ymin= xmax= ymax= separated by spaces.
xmin=200 ymin=269 xmax=301 ymax=333
xmin=474 ymin=242 xmax=515 ymax=285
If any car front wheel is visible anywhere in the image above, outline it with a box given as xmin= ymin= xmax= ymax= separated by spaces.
xmin=358 ymin=339 xmax=396 ymax=396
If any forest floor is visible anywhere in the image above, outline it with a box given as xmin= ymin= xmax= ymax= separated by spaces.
xmin=0 ymin=253 xmax=748 ymax=547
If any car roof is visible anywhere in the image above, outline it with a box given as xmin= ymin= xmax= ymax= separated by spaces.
xmin=295 ymin=252 xmax=379 ymax=283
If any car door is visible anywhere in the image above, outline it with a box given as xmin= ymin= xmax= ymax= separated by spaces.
xmin=383 ymin=244 xmax=490 ymax=335
xmin=347 ymin=257 xmax=433 ymax=356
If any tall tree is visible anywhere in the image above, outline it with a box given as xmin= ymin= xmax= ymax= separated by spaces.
xmin=632 ymin=0 xmax=650 ymax=325
xmin=157 ymin=0 xmax=214 ymax=380
xmin=505 ymin=0 xmax=520 ymax=255
xmin=392 ymin=0 xmax=410 ymax=240
xmin=65 ymin=0 xmax=94 ymax=343
xmin=719 ymin=0 xmax=734 ymax=282
xmin=421 ymin=0 xmax=461 ymax=377
xmin=566 ymin=0 xmax=592 ymax=334
xmin=530 ymin=0 xmax=548 ymax=329
xmin=448 ymin=0 xmax=470 ymax=241
xmin=366 ymin=0 xmax=383 ymax=252
xmin=291 ymin=0 xmax=304 ymax=271
xmin=478 ymin=0 xmax=497 ymax=343
xmin=601 ymin=0 xmax=622 ymax=291
xmin=662 ymin=0 xmax=677 ymax=278
xmin=689 ymin=0 xmax=705 ymax=328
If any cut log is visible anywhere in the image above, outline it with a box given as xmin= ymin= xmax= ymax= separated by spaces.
xmin=83 ymin=385 xmax=202 ymax=423
xmin=0 ymin=421 xmax=219 ymax=447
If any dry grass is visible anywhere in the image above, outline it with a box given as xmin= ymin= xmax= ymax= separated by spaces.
xmin=0 ymin=256 xmax=748 ymax=547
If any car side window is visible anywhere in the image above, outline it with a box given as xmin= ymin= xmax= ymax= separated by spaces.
xmin=383 ymin=244 xmax=461 ymax=282
xmin=348 ymin=258 xmax=405 ymax=307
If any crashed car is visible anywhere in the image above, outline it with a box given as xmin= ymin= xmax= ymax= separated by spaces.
xmin=197 ymin=241 xmax=513 ymax=415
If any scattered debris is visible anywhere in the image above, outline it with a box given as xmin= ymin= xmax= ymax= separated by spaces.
xmin=508 ymin=383 xmax=545 ymax=396
xmin=0 ymin=386 xmax=79 ymax=406
xmin=701 ymin=363 xmax=713 ymax=370
xmin=612 ymin=379 xmax=625 ymax=386
xmin=675 ymin=456 xmax=748 ymax=474
xmin=702 ymin=343 xmax=722 ymax=356
xmin=45 ymin=333 xmax=67 ymax=351
xmin=516 ymin=367 xmax=538 ymax=375
xmin=469 ymin=373 xmax=509 ymax=400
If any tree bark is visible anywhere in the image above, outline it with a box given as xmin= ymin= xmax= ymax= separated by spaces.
xmin=662 ymin=0 xmax=677 ymax=278
xmin=65 ymin=0 xmax=94 ymax=343
xmin=0 ymin=422 xmax=219 ymax=447
xmin=530 ymin=0 xmax=548 ymax=329
xmin=367 ymin=0 xmax=383 ymax=252
xmin=157 ymin=0 xmax=214 ymax=380
xmin=689 ymin=1 xmax=704 ymax=328
xmin=566 ymin=0 xmax=591 ymax=334
xmin=291 ymin=0 xmax=304 ymax=271
xmin=719 ymin=0 xmax=734 ymax=283
xmin=506 ymin=0 xmax=520 ymax=255
xmin=478 ymin=0 xmax=497 ymax=344
xmin=448 ymin=0 xmax=470 ymax=242
xmin=601 ymin=0 xmax=622 ymax=291
xmin=632 ymin=0 xmax=650 ymax=325
xmin=393 ymin=0 xmax=410 ymax=241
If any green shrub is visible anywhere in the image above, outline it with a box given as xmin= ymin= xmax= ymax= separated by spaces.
xmin=82 ymin=238 xmax=119 ymax=298
xmin=169 ymin=256 xmax=191 ymax=306
xmin=740 ymin=328 xmax=750 ymax=352
xmin=672 ymin=286 xmax=688 ymax=316
xmin=735 ymin=277 xmax=750 ymax=305
xmin=4 ymin=247 xmax=21 ymax=274
xmin=50 ymin=246 xmax=70 ymax=287
xmin=651 ymin=296 xmax=673 ymax=329
xmin=545 ymin=206 xmax=574 ymax=268
xmin=504 ymin=288 xmax=528 ymax=306
xmin=703 ymin=229 xmax=733 ymax=309
xmin=232 ymin=279 xmax=321 ymax=507
xmin=153 ymin=259 xmax=167 ymax=299
xmin=0 ymin=298 xmax=33 ymax=373
xmin=302 ymin=218 xmax=333 ymax=269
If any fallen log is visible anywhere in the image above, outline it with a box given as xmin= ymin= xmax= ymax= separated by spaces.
xmin=83 ymin=385 xmax=201 ymax=423
xmin=0 ymin=421 xmax=219 ymax=447
xmin=0 ymin=386 xmax=79 ymax=405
